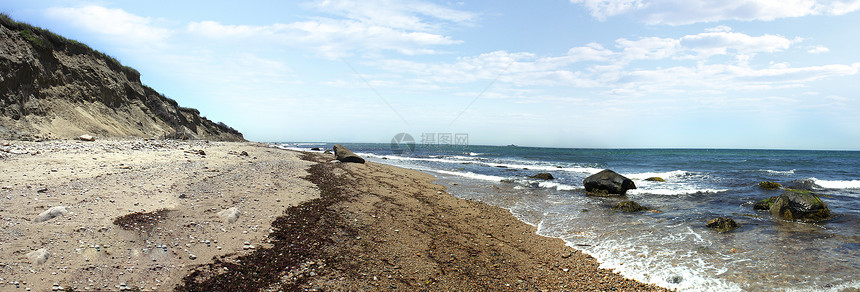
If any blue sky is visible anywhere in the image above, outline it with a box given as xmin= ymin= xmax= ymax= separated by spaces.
xmin=3 ymin=0 xmax=860 ymax=149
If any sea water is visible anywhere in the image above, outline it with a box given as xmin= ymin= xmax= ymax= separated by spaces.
xmin=279 ymin=143 xmax=860 ymax=291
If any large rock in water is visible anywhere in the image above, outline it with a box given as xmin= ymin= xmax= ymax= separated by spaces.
xmin=769 ymin=189 xmax=831 ymax=222
xmin=333 ymin=144 xmax=365 ymax=163
xmin=583 ymin=169 xmax=636 ymax=196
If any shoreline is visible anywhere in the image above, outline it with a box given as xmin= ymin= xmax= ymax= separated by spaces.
xmin=1 ymin=140 xmax=668 ymax=291
xmin=179 ymin=149 xmax=668 ymax=291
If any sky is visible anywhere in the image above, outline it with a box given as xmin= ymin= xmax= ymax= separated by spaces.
xmin=2 ymin=0 xmax=860 ymax=150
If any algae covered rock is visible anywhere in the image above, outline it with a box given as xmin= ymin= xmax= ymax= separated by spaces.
xmin=612 ymin=200 xmax=648 ymax=213
xmin=530 ymin=173 xmax=555 ymax=180
xmin=753 ymin=196 xmax=778 ymax=210
xmin=583 ymin=169 xmax=636 ymax=196
xmin=707 ymin=217 xmax=740 ymax=232
xmin=644 ymin=177 xmax=665 ymax=182
xmin=758 ymin=181 xmax=781 ymax=190
xmin=769 ymin=189 xmax=831 ymax=222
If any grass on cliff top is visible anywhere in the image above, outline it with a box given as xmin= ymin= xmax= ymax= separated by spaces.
xmin=0 ymin=13 xmax=140 ymax=79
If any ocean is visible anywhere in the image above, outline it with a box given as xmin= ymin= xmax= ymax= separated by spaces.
xmin=279 ymin=143 xmax=860 ymax=291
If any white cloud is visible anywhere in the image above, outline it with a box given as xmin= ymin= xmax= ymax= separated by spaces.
xmin=679 ymin=31 xmax=793 ymax=58
xmin=368 ymin=27 xmax=856 ymax=97
xmin=808 ymin=46 xmax=830 ymax=54
xmin=310 ymin=0 xmax=477 ymax=31
xmin=186 ymin=18 xmax=460 ymax=58
xmin=570 ymin=0 xmax=860 ymax=25
xmin=185 ymin=0 xmax=474 ymax=58
xmin=44 ymin=5 xmax=170 ymax=48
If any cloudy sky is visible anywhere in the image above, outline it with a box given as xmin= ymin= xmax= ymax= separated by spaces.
xmin=3 ymin=0 xmax=860 ymax=149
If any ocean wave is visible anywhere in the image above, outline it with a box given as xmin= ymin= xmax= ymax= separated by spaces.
xmin=811 ymin=178 xmax=860 ymax=189
xmin=431 ymin=169 xmax=506 ymax=182
xmin=627 ymin=188 xmax=727 ymax=196
xmin=625 ymin=170 xmax=693 ymax=181
xmin=483 ymin=162 xmax=603 ymax=173
xmin=536 ymin=181 xmax=580 ymax=191
xmin=273 ymin=145 xmax=321 ymax=152
xmin=758 ymin=169 xmax=796 ymax=175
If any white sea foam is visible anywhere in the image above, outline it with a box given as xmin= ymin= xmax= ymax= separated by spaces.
xmin=274 ymin=144 xmax=325 ymax=152
xmin=811 ymin=178 xmax=860 ymax=189
xmin=573 ymin=240 xmax=743 ymax=292
xmin=536 ymin=181 xmax=580 ymax=191
xmin=759 ymin=169 xmax=796 ymax=175
xmin=627 ymin=188 xmax=727 ymax=196
xmin=625 ymin=170 xmax=692 ymax=181
xmin=431 ymin=169 xmax=506 ymax=182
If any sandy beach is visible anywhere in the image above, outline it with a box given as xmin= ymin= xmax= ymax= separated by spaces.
xmin=1 ymin=140 xmax=668 ymax=291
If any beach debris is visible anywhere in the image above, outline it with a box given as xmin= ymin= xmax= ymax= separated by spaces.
xmin=530 ymin=173 xmax=555 ymax=180
xmin=113 ymin=209 xmax=170 ymax=232
xmin=583 ymin=169 xmax=636 ymax=196
xmin=218 ymin=207 xmax=241 ymax=224
xmin=758 ymin=181 xmax=781 ymax=190
xmin=78 ymin=134 xmax=96 ymax=141
xmin=333 ymin=144 xmax=365 ymax=163
xmin=184 ymin=149 xmax=206 ymax=156
xmin=706 ymin=217 xmax=740 ymax=232
xmin=753 ymin=196 xmax=778 ymax=210
xmin=27 ymin=248 xmax=50 ymax=265
xmin=770 ymin=189 xmax=831 ymax=221
xmin=644 ymin=177 xmax=665 ymax=182
xmin=34 ymin=206 xmax=68 ymax=222
xmin=612 ymin=200 xmax=648 ymax=213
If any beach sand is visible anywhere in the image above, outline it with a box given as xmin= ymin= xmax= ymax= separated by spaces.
xmin=1 ymin=140 xmax=668 ymax=291
xmin=1 ymin=140 xmax=318 ymax=291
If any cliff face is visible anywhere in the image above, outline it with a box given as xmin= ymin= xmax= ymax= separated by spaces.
xmin=0 ymin=15 xmax=244 ymax=141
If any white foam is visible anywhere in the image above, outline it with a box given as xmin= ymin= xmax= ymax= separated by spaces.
xmin=759 ymin=169 xmax=796 ymax=175
xmin=627 ymin=188 xmax=727 ymax=196
xmin=483 ymin=161 xmax=603 ymax=173
xmin=363 ymin=153 xmax=481 ymax=165
xmin=274 ymin=145 xmax=320 ymax=153
xmin=432 ymin=169 xmax=506 ymax=182
xmin=574 ymin=241 xmax=743 ymax=292
xmin=811 ymin=178 xmax=860 ymax=189
xmin=537 ymin=181 xmax=580 ymax=191
xmin=625 ymin=170 xmax=692 ymax=181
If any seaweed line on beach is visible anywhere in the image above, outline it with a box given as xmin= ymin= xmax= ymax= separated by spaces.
xmin=175 ymin=152 xmax=350 ymax=291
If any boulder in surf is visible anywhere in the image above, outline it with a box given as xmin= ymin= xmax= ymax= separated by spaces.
xmin=769 ymin=189 xmax=831 ymax=222
xmin=333 ymin=144 xmax=365 ymax=163
xmin=583 ymin=169 xmax=636 ymax=196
